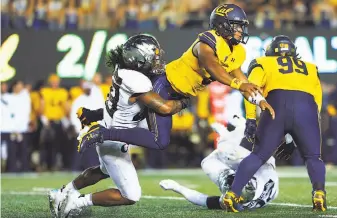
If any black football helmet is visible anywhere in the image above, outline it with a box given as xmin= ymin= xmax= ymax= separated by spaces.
xmin=265 ymin=35 xmax=298 ymax=58
xmin=209 ymin=4 xmax=249 ymax=45
xmin=122 ymin=34 xmax=165 ymax=75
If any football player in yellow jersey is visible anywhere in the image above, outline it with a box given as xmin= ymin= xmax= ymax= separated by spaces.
xmin=166 ymin=4 xmax=260 ymax=98
xmin=222 ymin=35 xmax=327 ymax=212
xmin=40 ymin=74 xmax=69 ymax=170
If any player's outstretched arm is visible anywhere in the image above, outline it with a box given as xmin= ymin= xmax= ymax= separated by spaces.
xmin=242 ymin=92 xmax=275 ymax=120
xmin=195 ymin=42 xmax=261 ymax=96
xmin=136 ymin=91 xmax=190 ymax=115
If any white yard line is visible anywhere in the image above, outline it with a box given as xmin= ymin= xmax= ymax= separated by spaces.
xmin=326 ymin=182 xmax=337 ymax=187
xmin=2 ymin=167 xmax=336 ymax=178
xmin=3 ymin=191 xmax=336 ymax=210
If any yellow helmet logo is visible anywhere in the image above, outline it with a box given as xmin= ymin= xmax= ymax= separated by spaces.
xmin=215 ymin=5 xmax=234 ymax=16
xmin=0 ymin=34 xmax=19 ymax=82
xmin=279 ymin=43 xmax=289 ymax=51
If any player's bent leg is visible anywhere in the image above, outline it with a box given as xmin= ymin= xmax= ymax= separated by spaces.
xmin=98 ymin=141 xmax=142 ymax=203
xmin=61 ymin=183 xmax=140 ymax=217
xmin=73 ymin=165 xmax=110 ymax=190
xmin=224 ymin=100 xmax=285 ymax=212
xmin=60 ymin=142 xmax=141 ymax=217
xmin=201 ymin=151 xmax=234 ymax=193
xmin=92 ymin=188 xmax=138 ymax=206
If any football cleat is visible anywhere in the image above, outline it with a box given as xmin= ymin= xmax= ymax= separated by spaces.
xmin=312 ymin=190 xmax=327 ymax=212
xmin=48 ymin=186 xmax=67 ymax=218
xmin=159 ymin=180 xmax=180 ymax=191
xmin=221 ymin=191 xmax=244 ymax=212
xmin=60 ymin=190 xmax=83 ymax=218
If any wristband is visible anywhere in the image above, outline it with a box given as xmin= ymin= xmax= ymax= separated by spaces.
xmin=248 ymin=93 xmax=265 ymax=105
xmin=230 ymin=78 xmax=243 ymax=89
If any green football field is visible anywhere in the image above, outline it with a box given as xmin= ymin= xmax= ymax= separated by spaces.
xmin=1 ymin=167 xmax=337 ymax=218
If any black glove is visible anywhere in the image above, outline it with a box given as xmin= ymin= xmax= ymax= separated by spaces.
xmin=180 ymin=97 xmax=191 ymax=109
xmin=244 ymin=119 xmax=257 ymax=143
xmin=76 ymin=107 xmax=104 ymax=126
xmin=275 ymin=139 xmax=296 ymax=160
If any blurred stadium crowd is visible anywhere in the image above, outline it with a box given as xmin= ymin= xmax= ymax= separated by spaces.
xmin=1 ymin=0 xmax=337 ymax=173
xmin=1 ymin=74 xmax=337 ymax=172
xmin=2 ymin=0 xmax=337 ymax=30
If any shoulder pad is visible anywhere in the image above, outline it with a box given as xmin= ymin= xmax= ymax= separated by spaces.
xmin=315 ymin=65 xmax=320 ymax=79
xmin=247 ymin=59 xmax=263 ymax=76
xmin=198 ymin=31 xmax=217 ymax=51
xmin=117 ymin=69 xmax=152 ymax=94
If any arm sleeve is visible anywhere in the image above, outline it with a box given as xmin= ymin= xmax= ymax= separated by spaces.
xmin=244 ymin=59 xmax=266 ymax=119
xmin=198 ymin=31 xmax=216 ymax=52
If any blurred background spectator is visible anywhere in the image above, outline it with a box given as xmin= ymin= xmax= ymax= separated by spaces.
xmin=2 ymin=0 xmax=337 ymax=30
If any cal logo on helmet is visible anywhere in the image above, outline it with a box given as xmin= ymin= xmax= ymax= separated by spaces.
xmin=215 ymin=5 xmax=234 ymax=16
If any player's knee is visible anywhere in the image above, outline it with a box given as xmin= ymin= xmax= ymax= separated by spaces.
xmin=157 ymin=137 xmax=170 ymax=150
xmin=99 ymin=164 xmax=108 ymax=176
xmin=201 ymin=156 xmax=214 ymax=174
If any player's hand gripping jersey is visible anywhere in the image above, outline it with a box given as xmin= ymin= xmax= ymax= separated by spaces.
xmin=166 ymin=30 xmax=246 ymax=97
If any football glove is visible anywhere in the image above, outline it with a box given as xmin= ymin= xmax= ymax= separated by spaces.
xmin=77 ymin=122 xmax=104 ymax=153
xmin=275 ymin=138 xmax=296 ymax=160
xmin=76 ymin=107 xmax=104 ymax=127
xmin=244 ymin=119 xmax=257 ymax=143
xmin=180 ymin=97 xmax=191 ymax=110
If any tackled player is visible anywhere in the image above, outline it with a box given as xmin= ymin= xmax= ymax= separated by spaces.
xmin=160 ymin=115 xmax=280 ymax=210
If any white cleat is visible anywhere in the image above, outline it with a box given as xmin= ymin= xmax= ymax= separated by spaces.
xmin=60 ymin=190 xmax=83 ymax=218
xmin=159 ymin=179 xmax=180 ymax=191
xmin=48 ymin=186 xmax=67 ymax=218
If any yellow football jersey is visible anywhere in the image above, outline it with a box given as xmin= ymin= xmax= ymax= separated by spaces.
xmin=245 ymin=56 xmax=322 ymax=119
xmin=69 ymin=86 xmax=83 ymax=101
xmin=30 ymin=91 xmax=41 ymax=123
xmin=166 ymin=30 xmax=246 ymax=97
xmin=41 ymin=87 xmax=69 ymax=121
xmin=100 ymin=84 xmax=110 ymax=100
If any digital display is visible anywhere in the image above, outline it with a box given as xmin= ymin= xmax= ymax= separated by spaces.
xmin=243 ymin=36 xmax=337 ymax=74
xmin=1 ymin=30 xmax=336 ymax=83
xmin=55 ymin=33 xmax=337 ymax=79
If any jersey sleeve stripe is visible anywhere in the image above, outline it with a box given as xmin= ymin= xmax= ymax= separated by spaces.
xmin=247 ymin=59 xmax=263 ymax=76
xmin=199 ymin=32 xmax=216 ymax=51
